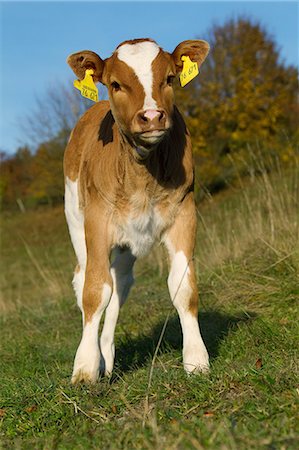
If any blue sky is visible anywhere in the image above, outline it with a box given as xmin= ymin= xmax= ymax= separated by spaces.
xmin=0 ymin=1 xmax=298 ymax=154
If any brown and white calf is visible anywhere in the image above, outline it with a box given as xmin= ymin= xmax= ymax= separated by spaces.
xmin=64 ymin=38 xmax=210 ymax=384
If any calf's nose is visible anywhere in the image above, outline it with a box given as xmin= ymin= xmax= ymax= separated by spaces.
xmin=144 ymin=110 xmax=162 ymax=121
xmin=136 ymin=109 xmax=166 ymax=131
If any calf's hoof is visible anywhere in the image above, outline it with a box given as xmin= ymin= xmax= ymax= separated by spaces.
xmin=71 ymin=347 xmax=100 ymax=384
xmin=71 ymin=368 xmax=99 ymax=384
xmin=183 ymin=346 xmax=210 ymax=374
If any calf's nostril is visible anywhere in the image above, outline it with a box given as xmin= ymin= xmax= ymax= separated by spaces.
xmin=137 ymin=112 xmax=148 ymax=124
xmin=159 ymin=111 xmax=166 ymax=122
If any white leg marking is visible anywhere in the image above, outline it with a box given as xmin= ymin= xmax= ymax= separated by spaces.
xmin=167 ymin=250 xmax=209 ymax=373
xmin=179 ymin=312 xmax=209 ymax=374
xmin=64 ymin=177 xmax=86 ymax=268
xmin=100 ymin=249 xmax=135 ymax=376
xmin=64 ymin=177 xmax=87 ymax=310
xmin=72 ymin=268 xmax=85 ymax=312
xmin=72 ymin=283 xmax=112 ymax=384
xmin=168 ymin=250 xmax=193 ymax=306
xmin=117 ymin=41 xmax=160 ymax=110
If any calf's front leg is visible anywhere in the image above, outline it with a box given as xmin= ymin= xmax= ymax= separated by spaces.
xmin=72 ymin=210 xmax=113 ymax=384
xmin=164 ymin=193 xmax=209 ymax=373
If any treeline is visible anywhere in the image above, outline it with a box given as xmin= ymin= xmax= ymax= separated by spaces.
xmin=0 ymin=134 xmax=67 ymax=209
xmin=0 ymin=89 xmax=91 ymax=210
xmin=1 ymin=18 xmax=298 ymax=210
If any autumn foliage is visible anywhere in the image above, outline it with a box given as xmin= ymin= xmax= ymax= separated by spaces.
xmin=175 ymin=18 xmax=298 ymax=194
xmin=1 ymin=139 xmax=65 ymax=209
xmin=1 ymin=18 xmax=298 ymax=209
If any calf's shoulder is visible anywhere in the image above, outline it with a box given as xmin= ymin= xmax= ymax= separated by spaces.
xmin=63 ymin=100 xmax=112 ymax=181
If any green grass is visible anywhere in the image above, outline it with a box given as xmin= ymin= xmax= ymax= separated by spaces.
xmin=0 ymin=167 xmax=298 ymax=449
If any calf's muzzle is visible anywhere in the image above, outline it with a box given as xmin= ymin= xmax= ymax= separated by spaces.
xmin=136 ymin=109 xmax=167 ymax=132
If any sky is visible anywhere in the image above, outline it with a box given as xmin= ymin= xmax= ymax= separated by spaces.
xmin=0 ymin=0 xmax=298 ymax=154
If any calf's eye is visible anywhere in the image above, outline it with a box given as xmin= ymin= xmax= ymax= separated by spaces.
xmin=167 ymin=75 xmax=175 ymax=86
xmin=111 ymin=81 xmax=121 ymax=91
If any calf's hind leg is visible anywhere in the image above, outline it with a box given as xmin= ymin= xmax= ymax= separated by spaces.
xmin=164 ymin=193 xmax=209 ymax=373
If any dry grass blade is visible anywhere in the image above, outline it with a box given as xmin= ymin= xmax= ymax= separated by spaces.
xmin=60 ymin=390 xmax=101 ymax=424
xmin=19 ymin=234 xmax=50 ymax=285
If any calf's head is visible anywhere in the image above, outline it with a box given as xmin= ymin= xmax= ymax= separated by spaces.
xmin=68 ymin=39 xmax=209 ymax=154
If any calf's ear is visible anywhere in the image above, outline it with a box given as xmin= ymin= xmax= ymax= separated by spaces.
xmin=172 ymin=40 xmax=210 ymax=73
xmin=67 ymin=50 xmax=104 ymax=82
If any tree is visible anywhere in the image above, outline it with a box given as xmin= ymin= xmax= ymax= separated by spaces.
xmin=0 ymin=137 xmax=65 ymax=209
xmin=175 ymin=17 xmax=299 ymax=192
xmin=28 ymin=134 xmax=65 ymax=205
xmin=21 ymin=82 xmax=107 ymax=148
xmin=1 ymin=82 xmax=107 ymax=209
xmin=0 ymin=147 xmax=33 ymax=208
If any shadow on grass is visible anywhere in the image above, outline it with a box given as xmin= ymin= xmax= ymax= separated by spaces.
xmin=114 ymin=309 xmax=257 ymax=375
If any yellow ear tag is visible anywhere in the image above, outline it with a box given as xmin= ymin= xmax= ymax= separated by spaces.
xmin=73 ymin=69 xmax=98 ymax=102
xmin=179 ymin=56 xmax=199 ymax=87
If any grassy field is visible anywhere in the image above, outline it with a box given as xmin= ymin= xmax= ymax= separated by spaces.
xmin=0 ymin=165 xmax=298 ymax=449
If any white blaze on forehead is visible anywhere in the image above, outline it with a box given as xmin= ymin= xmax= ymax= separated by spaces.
xmin=117 ymin=41 xmax=160 ymax=110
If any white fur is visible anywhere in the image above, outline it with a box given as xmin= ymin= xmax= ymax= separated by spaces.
xmin=180 ymin=312 xmax=209 ymax=373
xmin=167 ymin=249 xmax=209 ymax=373
xmin=71 ymin=312 xmax=101 ymax=383
xmin=117 ymin=41 xmax=159 ymax=110
xmin=64 ymin=177 xmax=86 ymax=310
xmin=72 ymin=283 xmax=112 ymax=383
xmin=167 ymin=250 xmax=192 ymax=307
xmin=117 ymin=206 xmax=165 ymax=257
xmin=64 ymin=177 xmax=86 ymax=269
xmin=73 ymin=269 xmax=85 ymax=313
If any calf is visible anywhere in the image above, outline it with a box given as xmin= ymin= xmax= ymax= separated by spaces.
xmin=64 ymin=38 xmax=210 ymax=384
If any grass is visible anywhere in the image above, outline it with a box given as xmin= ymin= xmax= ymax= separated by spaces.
xmin=0 ymin=164 xmax=298 ymax=449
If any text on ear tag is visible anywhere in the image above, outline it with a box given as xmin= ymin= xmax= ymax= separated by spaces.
xmin=179 ymin=56 xmax=199 ymax=87
xmin=73 ymin=69 xmax=99 ymax=102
